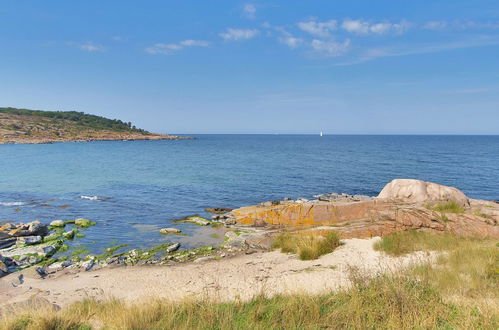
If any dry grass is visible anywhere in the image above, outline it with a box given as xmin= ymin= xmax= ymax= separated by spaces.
xmin=2 ymin=274 xmax=496 ymax=330
xmin=375 ymin=230 xmax=499 ymax=324
xmin=272 ymin=230 xmax=341 ymax=260
xmin=2 ymin=231 xmax=497 ymax=329
xmin=373 ymin=230 xmax=463 ymax=256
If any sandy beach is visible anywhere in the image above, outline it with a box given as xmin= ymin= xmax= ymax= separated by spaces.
xmin=0 ymin=237 xmax=435 ymax=308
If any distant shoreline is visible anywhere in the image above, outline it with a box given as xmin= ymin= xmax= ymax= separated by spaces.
xmin=0 ymin=134 xmax=194 ymax=145
xmin=0 ymin=107 xmax=194 ymax=144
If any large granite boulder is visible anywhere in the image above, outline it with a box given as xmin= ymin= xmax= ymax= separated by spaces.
xmin=377 ymin=179 xmax=470 ymax=207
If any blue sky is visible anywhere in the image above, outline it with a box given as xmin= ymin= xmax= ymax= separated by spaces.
xmin=1 ymin=0 xmax=499 ymax=134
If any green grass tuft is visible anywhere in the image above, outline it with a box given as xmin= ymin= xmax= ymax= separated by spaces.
xmin=428 ymin=201 xmax=465 ymax=214
xmin=273 ymin=231 xmax=341 ymax=260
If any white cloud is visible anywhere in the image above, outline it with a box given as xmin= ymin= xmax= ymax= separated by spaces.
xmin=341 ymin=19 xmax=410 ymax=35
xmin=69 ymin=42 xmax=105 ymax=52
xmin=310 ymin=39 xmax=351 ymax=57
xmin=341 ymin=19 xmax=369 ymax=35
xmin=219 ymin=28 xmax=259 ymax=41
xmin=243 ymin=4 xmax=256 ymax=19
xmin=180 ymin=39 xmax=211 ymax=47
xmin=298 ymin=19 xmax=337 ymax=37
xmin=279 ymin=36 xmax=303 ymax=48
xmin=145 ymin=40 xmax=210 ymax=55
xmin=423 ymin=21 xmax=448 ymax=30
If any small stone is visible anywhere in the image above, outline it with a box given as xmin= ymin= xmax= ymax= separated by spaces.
xmin=81 ymin=259 xmax=94 ymax=271
xmin=0 ymin=260 xmax=8 ymax=273
xmin=160 ymin=228 xmax=181 ymax=234
xmin=166 ymin=243 xmax=180 ymax=253
xmin=184 ymin=216 xmax=210 ymax=226
xmin=50 ymin=220 xmax=65 ymax=227
xmin=62 ymin=230 xmax=75 ymax=239
xmin=16 ymin=235 xmax=42 ymax=245
xmin=74 ymin=218 xmax=95 ymax=228
xmin=48 ymin=260 xmax=71 ymax=271
xmin=35 ymin=267 xmax=47 ymax=278
xmin=193 ymin=256 xmax=216 ymax=263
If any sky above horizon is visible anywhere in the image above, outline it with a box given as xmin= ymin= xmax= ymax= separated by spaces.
xmin=1 ymin=1 xmax=499 ymax=134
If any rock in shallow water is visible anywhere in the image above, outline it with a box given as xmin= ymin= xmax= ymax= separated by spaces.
xmin=50 ymin=220 xmax=65 ymax=227
xmin=160 ymin=228 xmax=181 ymax=234
xmin=166 ymin=243 xmax=180 ymax=253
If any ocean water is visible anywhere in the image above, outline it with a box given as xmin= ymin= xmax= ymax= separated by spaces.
xmin=1 ymin=135 xmax=498 ymax=253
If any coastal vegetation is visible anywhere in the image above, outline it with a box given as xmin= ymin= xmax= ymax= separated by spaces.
xmin=0 ymin=107 xmax=184 ymax=144
xmin=2 ymin=232 xmax=497 ymax=329
xmin=272 ymin=230 xmax=341 ymax=260
xmin=428 ymin=201 xmax=465 ymax=213
xmin=0 ymin=107 xmax=146 ymax=133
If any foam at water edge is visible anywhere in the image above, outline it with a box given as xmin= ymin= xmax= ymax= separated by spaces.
xmin=0 ymin=201 xmax=26 ymax=206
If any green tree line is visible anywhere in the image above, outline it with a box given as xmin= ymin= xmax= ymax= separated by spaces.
xmin=0 ymin=107 xmax=149 ymax=133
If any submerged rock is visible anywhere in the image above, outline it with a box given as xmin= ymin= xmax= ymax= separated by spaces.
xmin=74 ymin=218 xmax=96 ymax=228
xmin=160 ymin=228 xmax=181 ymax=235
xmin=183 ymin=216 xmax=210 ymax=226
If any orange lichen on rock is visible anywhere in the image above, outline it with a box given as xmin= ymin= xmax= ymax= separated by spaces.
xmin=227 ymin=181 xmax=499 ymax=240
xmin=231 ymin=200 xmax=391 ymax=227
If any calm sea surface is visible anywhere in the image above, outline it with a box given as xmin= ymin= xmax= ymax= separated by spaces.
xmin=1 ymin=135 xmax=498 ymax=253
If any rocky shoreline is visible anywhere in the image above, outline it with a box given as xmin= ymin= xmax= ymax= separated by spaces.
xmin=1 ymin=179 xmax=498 ymax=280
xmin=0 ymin=133 xmax=193 ymax=145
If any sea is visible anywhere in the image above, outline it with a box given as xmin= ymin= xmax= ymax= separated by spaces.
xmin=1 ymin=135 xmax=498 ymax=254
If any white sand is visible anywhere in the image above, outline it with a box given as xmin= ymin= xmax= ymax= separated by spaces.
xmin=0 ymin=237 xmax=434 ymax=307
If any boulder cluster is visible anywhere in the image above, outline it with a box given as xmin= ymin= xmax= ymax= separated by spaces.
xmin=0 ymin=219 xmax=96 ymax=277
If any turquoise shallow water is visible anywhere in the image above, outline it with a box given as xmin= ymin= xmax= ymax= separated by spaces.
xmin=0 ymin=135 xmax=498 ymax=253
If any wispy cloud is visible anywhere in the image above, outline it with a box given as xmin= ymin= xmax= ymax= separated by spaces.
xmin=179 ymin=39 xmax=211 ymax=47
xmin=243 ymin=4 xmax=256 ymax=19
xmin=145 ymin=39 xmax=210 ymax=55
xmin=310 ymin=39 xmax=351 ymax=57
xmin=423 ymin=21 xmax=449 ymax=30
xmin=337 ymin=36 xmax=499 ymax=65
xmin=68 ymin=42 xmax=105 ymax=52
xmin=297 ymin=19 xmax=337 ymax=37
xmin=423 ymin=20 xmax=499 ymax=31
xmin=219 ymin=28 xmax=259 ymax=41
xmin=341 ymin=19 xmax=410 ymax=35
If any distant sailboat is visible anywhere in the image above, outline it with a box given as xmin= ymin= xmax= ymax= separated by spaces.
xmin=320 ymin=131 xmax=323 ymax=137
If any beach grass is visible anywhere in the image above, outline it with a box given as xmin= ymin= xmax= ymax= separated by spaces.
xmin=2 ymin=231 xmax=498 ymax=329
xmin=373 ymin=230 xmax=464 ymax=256
xmin=428 ymin=201 xmax=465 ymax=213
xmin=2 ymin=272 xmax=496 ymax=329
xmin=272 ymin=230 xmax=341 ymax=260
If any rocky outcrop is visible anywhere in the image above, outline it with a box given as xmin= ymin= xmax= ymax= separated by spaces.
xmin=0 ymin=219 xmax=97 ymax=278
xmin=223 ymin=180 xmax=499 ymax=239
xmin=377 ymin=179 xmax=470 ymax=206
